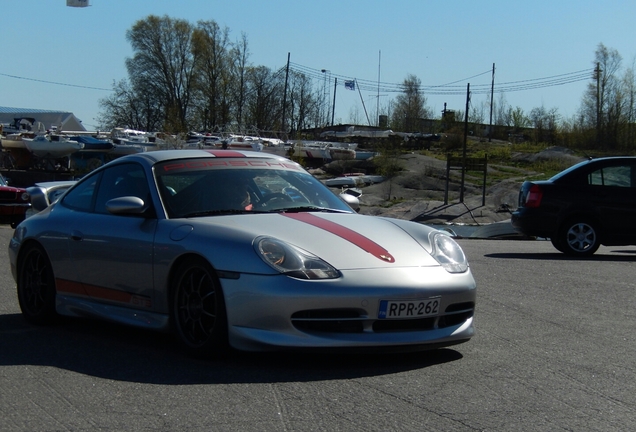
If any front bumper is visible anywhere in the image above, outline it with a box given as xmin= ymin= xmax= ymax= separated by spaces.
xmin=220 ymin=266 xmax=476 ymax=352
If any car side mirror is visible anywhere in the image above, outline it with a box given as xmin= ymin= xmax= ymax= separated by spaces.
xmin=339 ymin=192 xmax=360 ymax=212
xmin=26 ymin=186 xmax=50 ymax=212
xmin=106 ymin=196 xmax=147 ymax=215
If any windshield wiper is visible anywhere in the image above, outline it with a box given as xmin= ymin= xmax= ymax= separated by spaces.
xmin=181 ymin=207 xmax=350 ymax=218
xmin=280 ymin=206 xmax=351 ymax=214
xmin=182 ymin=209 xmax=268 ymax=218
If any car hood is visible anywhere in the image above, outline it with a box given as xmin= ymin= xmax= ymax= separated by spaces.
xmin=185 ymin=212 xmax=442 ymax=270
xmin=0 ymin=185 xmax=26 ymax=194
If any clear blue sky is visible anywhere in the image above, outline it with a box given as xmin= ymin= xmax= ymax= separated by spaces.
xmin=1 ymin=0 xmax=634 ymax=130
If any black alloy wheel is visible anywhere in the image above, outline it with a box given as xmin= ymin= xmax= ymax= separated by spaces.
xmin=559 ymin=219 xmax=600 ymax=256
xmin=172 ymin=258 xmax=228 ymax=355
xmin=17 ymin=243 xmax=58 ymax=324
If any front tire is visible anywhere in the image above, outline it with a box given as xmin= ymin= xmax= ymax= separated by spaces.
xmin=559 ymin=219 xmax=600 ymax=256
xmin=17 ymin=243 xmax=58 ymax=324
xmin=171 ymin=258 xmax=228 ymax=355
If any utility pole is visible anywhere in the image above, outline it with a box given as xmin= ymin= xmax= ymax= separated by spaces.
xmin=377 ymin=50 xmax=381 ymax=126
xmin=488 ymin=63 xmax=495 ymax=142
xmin=281 ymin=53 xmax=290 ymax=138
xmin=595 ymin=62 xmax=601 ymax=148
xmin=331 ymin=78 xmax=337 ymax=126
xmin=321 ymin=69 xmax=330 ymax=126
xmin=460 ymin=83 xmax=470 ymax=203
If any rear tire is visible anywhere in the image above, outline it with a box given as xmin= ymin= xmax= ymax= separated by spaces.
xmin=171 ymin=258 xmax=228 ymax=356
xmin=558 ymin=219 xmax=600 ymax=256
xmin=17 ymin=243 xmax=58 ymax=324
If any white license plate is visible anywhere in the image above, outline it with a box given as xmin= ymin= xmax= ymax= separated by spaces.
xmin=378 ymin=298 xmax=441 ymax=319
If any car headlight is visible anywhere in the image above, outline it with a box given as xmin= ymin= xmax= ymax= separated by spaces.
xmin=429 ymin=231 xmax=469 ymax=273
xmin=254 ymin=237 xmax=340 ymax=280
xmin=21 ymin=192 xmax=29 ymax=202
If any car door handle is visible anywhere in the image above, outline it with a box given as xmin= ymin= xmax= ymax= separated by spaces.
xmin=70 ymin=230 xmax=83 ymax=241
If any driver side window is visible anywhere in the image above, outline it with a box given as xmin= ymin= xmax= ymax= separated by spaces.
xmin=94 ymin=163 xmax=150 ymax=214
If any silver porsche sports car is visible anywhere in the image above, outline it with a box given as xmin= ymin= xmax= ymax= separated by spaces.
xmin=9 ymin=150 xmax=476 ymax=355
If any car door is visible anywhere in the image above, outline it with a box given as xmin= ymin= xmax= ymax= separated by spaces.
xmin=65 ymin=162 xmax=157 ymax=310
xmin=586 ymin=161 xmax=636 ymax=241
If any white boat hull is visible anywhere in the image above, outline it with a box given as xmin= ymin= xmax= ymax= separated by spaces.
xmin=1 ymin=138 xmax=27 ymax=149
xmin=23 ymin=136 xmax=84 ymax=158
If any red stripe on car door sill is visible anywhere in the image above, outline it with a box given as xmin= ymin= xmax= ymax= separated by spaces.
xmin=281 ymin=213 xmax=395 ymax=262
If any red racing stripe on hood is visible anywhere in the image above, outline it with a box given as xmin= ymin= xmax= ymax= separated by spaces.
xmin=281 ymin=213 xmax=395 ymax=262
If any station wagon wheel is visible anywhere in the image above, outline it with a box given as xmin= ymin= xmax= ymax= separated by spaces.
xmin=17 ymin=243 xmax=58 ymax=325
xmin=172 ymin=258 xmax=228 ymax=355
xmin=559 ymin=219 xmax=600 ymax=256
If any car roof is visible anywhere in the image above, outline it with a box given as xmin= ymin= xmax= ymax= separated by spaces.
xmin=588 ymin=156 xmax=636 ymax=162
xmin=118 ymin=149 xmax=291 ymax=165
xmin=550 ymin=156 xmax=636 ymax=181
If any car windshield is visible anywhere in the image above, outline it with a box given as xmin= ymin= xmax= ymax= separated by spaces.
xmin=0 ymin=176 xmax=7 ymax=187
xmin=154 ymin=157 xmax=354 ymax=218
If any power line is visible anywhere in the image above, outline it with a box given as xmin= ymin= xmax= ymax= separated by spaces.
xmin=0 ymin=65 xmax=292 ymax=97
xmin=0 ymin=63 xmax=594 ymax=101
xmin=0 ymin=72 xmax=112 ymax=91
xmin=288 ymin=62 xmax=594 ymax=96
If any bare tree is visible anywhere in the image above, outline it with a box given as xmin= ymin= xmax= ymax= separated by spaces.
xmin=125 ymin=15 xmax=198 ymax=133
xmin=98 ymin=79 xmax=163 ymax=131
xmin=231 ymin=32 xmax=250 ymax=128
xmin=468 ymin=100 xmax=487 ymax=127
xmin=191 ymin=20 xmax=233 ymax=131
xmin=244 ymin=66 xmax=285 ymax=131
xmin=529 ymin=106 xmax=560 ymax=144
xmin=494 ymin=93 xmax=512 ymax=126
xmin=510 ymin=107 xmax=530 ymax=129
xmin=348 ymin=105 xmax=362 ymax=125
xmin=622 ymin=59 xmax=636 ymax=148
xmin=580 ymin=43 xmax=624 ymax=149
xmin=390 ymin=74 xmax=432 ymax=132
xmin=288 ymin=71 xmax=320 ymax=132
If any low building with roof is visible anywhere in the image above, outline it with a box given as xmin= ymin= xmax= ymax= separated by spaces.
xmin=0 ymin=107 xmax=86 ymax=133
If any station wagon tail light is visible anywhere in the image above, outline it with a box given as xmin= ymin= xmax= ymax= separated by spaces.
xmin=255 ymin=237 xmax=340 ymax=280
xmin=525 ymin=184 xmax=543 ymax=208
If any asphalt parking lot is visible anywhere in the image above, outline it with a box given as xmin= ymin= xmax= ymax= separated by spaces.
xmin=1 ymin=225 xmax=634 ymax=431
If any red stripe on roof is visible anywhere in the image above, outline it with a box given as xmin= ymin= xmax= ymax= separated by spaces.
xmin=281 ymin=213 xmax=395 ymax=262
xmin=204 ymin=150 xmax=246 ymax=157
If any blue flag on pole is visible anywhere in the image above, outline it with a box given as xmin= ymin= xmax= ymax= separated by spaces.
xmin=344 ymin=80 xmax=355 ymax=91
